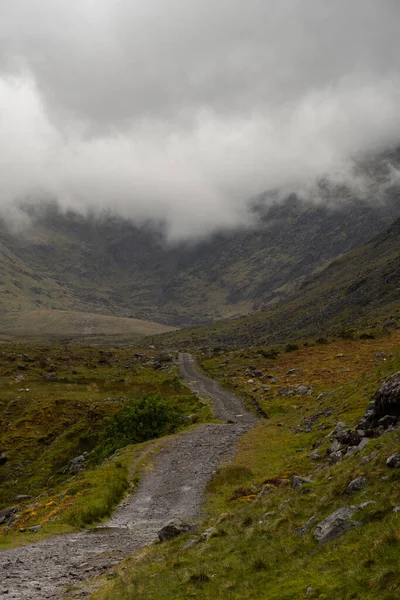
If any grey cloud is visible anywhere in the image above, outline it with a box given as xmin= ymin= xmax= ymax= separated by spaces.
xmin=0 ymin=1 xmax=399 ymax=237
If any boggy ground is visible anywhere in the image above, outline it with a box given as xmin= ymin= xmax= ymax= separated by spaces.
xmin=0 ymin=354 xmax=256 ymax=599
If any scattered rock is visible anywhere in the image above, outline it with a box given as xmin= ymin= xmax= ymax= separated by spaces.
xmin=200 ymin=526 xmax=217 ymax=541
xmin=29 ymin=525 xmax=42 ymax=533
xmin=278 ymin=388 xmax=294 ymax=397
xmin=68 ymin=454 xmax=87 ymax=475
xmin=342 ymin=430 xmax=363 ymax=446
xmin=0 ymin=452 xmax=8 ymax=466
xmin=328 ymin=451 xmax=343 ymax=464
xmin=296 ymin=385 xmax=312 ymax=396
xmin=329 ymin=439 xmax=341 ymax=454
xmin=295 ymin=516 xmax=316 ymax=536
xmin=306 ymin=586 xmax=313 ymax=597
xmin=313 ymin=507 xmax=361 ymax=544
xmin=345 ymin=476 xmax=366 ymax=495
xmin=41 ymin=372 xmax=57 ymax=381
xmin=291 ymin=476 xmax=313 ymax=490
xmin=386 ymin=453 xmax=400 ymax=468
xmin=183 ymin=536 xmax=200 ymax=549
xmin=158 ymin=518 xmax=192 ymax=541
xmin=393 ymin=506 xmax=400 ymax=513
xmin=13 ymin=495 xmax=32 ymax=502
xmin=0 ymin=507 xmax=17 ymax=525
xmin=378 ymin=415 xmax=398 ymax=428
xmin=309 ymin=451 xmax=320 ymax=461
xmin=251 ymin=369 xmax=263 ymax=377
xmin=152 ymin=361 xmax=162 ymax=370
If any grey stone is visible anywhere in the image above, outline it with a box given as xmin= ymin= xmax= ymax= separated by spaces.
xmin=68 ymin=454 xmax=87 ymax=475
xmin=357 ymin=438 xmax=370 ymax=452
xmin=158 ymin=518 xmax=192 ymax=541
xmin=306 ymin=586 xmax=313 ymax=597
xmin=386 ymin=453 xmax=400 ymax=468
xmin=342 ymin=430 xmax=363 ymax=446
xmin=309 ymin=451 xmax=320 ymax=461
xmin=295 ymin=516 xmax=316 ymax=536
xmin=278 ymin=388 xmax=294 ymax=397
xmin=13 ymin=495 xmax=33 ymax=502
xmin=313 ymin=506 xmax=361 ymax=544
xmin=29 ymin=525 xmax=42 ymax=533
xmin=0 ymin=507 xmax=17 ymax=525
xmin=183 ymin=536 xmax=200 ymax=549
xmin=291 ymin=476 xmax=313 ymax=490
xmin=329 ymin=439 xmax=341 ymax=453
xmin=0 ymin=452 xmax=8 ymax=466
xmin=297 ymin=385 xmax=312 ymax=396
xmin=200 ymin=526 xmax=217 ymax=541
xmin=378 ymin=415 xmax=397 ymax=428
xmin=328 ymin=451 xmax=343 ymax=464
xmin=345 ymin=476 xmax=366 ymax=495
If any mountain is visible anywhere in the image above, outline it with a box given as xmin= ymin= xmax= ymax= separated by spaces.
xmin=155 ymin=215 xmax=400 ymax=347
xmin=0 ymin=149 xmax=400 ymax=339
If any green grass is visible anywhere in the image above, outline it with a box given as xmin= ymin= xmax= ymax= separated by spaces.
xmin=0 ymin=308 xmax=176 ymax=344
xmin=91 ymin=332 xmax=400 ymax=600
xmin=0 ymin=343 xmax=210 ymax=544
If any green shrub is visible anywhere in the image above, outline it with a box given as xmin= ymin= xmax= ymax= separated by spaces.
xmin=285 ymin=343 xmax=299 ymax=352
xmin=94 ymin=393 xmax=182 ymax=461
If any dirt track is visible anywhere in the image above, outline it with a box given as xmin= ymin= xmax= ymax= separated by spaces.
xmin=0 ymin=353 xmax=256 ymax=599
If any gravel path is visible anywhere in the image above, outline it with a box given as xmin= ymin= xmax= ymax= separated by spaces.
xmin=0 ymin=353 xmax=257 ymax=599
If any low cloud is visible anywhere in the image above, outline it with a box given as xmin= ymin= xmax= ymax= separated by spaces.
xmin=0 ymin=1 xmax=400 ymax=237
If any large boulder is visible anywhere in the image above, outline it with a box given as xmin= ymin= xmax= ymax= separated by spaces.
xmin=313 ymin=507 xmax=361 ymax=544
xmin=158 ymin=518 xmax=192 ymax=542
xmin=314 ymin=502 xmax=374 ymax=544
xmin=369 ymin=374 xmax=400 ymax=424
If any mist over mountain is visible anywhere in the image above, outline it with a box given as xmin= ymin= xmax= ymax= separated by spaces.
xmin=1 ymin=1 xmax=400 ymax=237
xmin=0 ymin=146 xmax=399 ymax=338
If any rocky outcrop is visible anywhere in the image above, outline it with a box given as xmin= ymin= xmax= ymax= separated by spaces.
xmin=359 ymin=374 xmax=400 ymax=429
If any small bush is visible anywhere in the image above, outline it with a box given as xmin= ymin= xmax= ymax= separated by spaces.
xmin=94 ymin=393 xmax=182 ymax=461
xmin=285 ymin=343 xmax=299 ymax=353
xmin=260 ymin=348 xmax=279 ymax=359
xmin=359 ymin=332 xmax=375 ymax=340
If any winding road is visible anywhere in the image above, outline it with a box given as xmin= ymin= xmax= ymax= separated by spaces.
xmin=0 ymin=353 xmax=257 ymax=599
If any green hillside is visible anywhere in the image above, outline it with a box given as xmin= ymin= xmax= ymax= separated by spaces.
xmin=154 ymin=216 xmax=400 ymax=348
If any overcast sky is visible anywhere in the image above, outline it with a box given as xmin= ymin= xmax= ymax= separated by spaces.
xmin=1 ymin=0 xmax=400 ymax=236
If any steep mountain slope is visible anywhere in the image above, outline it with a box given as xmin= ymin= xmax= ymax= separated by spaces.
xmin=155 ymin=216 xmax=400 ymax=347
xmin=0 ymin=147 xmax=400 ymax=337
xmin=1 ymin=193 xmax=399 ymax=331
